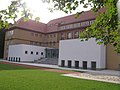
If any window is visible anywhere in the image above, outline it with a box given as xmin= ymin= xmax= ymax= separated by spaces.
xmin=54 ymin=34 xmax=56 ymax=37
xmin=41 ymin=52 xmax=43 ymax=55
xmin=31 ymin=51 xmax=33 ymax=54
xmin=83 ymin=61 xmax=87 ymax=69
xmin=68 ymin=60 xmax=72 ymax=68
xmin=50 ymin=34 xmax=52 ymax=38
xmin=61 ymin=33 xmax=65 ymax=40
xmin=40 ymin=34 xmax=42 ymax=37
xmin=61 ymin=60 xmax=65 ymax=67
xmin=25 ymin=51 xmax=28 ymax=54
xmin=13 ymin=57 xmax=15 ymax=62
xmin=39 ymin=42 xmax=41 ymax=45
xmin=67 ymin=32 xmax=72 ymax=39
xmin=6 ymin=30 xmax=14 ymax=36
xmin=30 ymin=41 xmax=33 ymax=44
xmin=89 ymin=20 xmax=95 ymax=25
xmin=35 ymin=33 xmax=38 ymax=37
xmin=53 ymin=41 xmax=55 ymax=46
xmin=75 ymin=61 xmax=79 ymax=69
xmin=9 ymin=57 xmax=10 ymax=61
xmin=16 ymin=57 xmax=18 ymax=62
xmin=36 ymin=52 xmax=38 ymax=55
xmin=18 ymin=57 xmax=20 ymax=62
xmin=81 ymin=21 xmax=89 ymax=27
xmin=31 ymin=33 xmax=34 ymax=36
xmin=35 ymin=42 xmax=37 ymax=45
xmin=74 ymin=31 xmax=79 ymax=38
xmin=91 ymin=61 xmax=96 ymax=70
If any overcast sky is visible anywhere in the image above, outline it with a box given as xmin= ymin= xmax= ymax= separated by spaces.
xmin=0 ymin=0 xmax=91 ymax=23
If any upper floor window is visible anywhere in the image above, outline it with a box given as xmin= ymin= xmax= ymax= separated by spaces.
xmin=61 ymin=33 xmax=65 ymax=40
xmin=89 ymin=20 xmax=95 ymax=25
xmin=35 ymin=33 xmax=38 ymax=37
xmin=74 ymin=31 xmax=79 ymax=38
xmin=67 ymin=32 xmax=72 ymax=39
xmin=54 ymin=34 xmax=56 ymax=37
xmin=31 ymin=32 xmax=34 ymax=36
xmin=81 ymin=21 xmax=89 ymax=27
xmin=6 ymin=30 xmax=14 ymax=36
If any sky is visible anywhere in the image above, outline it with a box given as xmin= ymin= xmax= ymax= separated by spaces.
xmin=0 ymin=0 xmax=91 ymax=23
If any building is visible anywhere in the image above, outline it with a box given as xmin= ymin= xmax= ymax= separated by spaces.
xmin=4 ymin=8 xmax=120 ymax=70
xmin=8 ymin=44 xmax=46 ymax=62
xmin=59 ymin=38 xmax=106 ymax=70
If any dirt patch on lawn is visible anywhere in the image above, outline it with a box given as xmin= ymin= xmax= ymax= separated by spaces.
xmin=0 ymin=61 xmax=80 ymax=74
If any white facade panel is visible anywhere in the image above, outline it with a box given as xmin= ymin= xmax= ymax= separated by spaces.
xmin=8 ymin=44 xmax=46 ymax=62
xmin=59 ymin=38 xmax=106 ymax=69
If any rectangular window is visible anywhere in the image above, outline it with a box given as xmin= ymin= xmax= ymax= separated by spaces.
xmin=35 ymin=33 xmax=38 ymax=37
xmin=31 ymin=51 xmax=33 ymax=54
xmin=83 ymin=61 xmax=87 ymax=69
xmin=74 ymin=31 xmax=79 ymax=38
xmin=75 ymin=61 xmax=79 ymax=69
xmin=91 ymin=61 xmax=96 ymax=70
xmin=68 ymin=60 xmax=72 ymax=68
xmin=41 ymin=52 xmax=43 ymax=55
xmin=61 ymin=60 xmax=65 ymax=67
xmin=36 ymin=52 xmax=38 ymax=55
xmin=25 ymin=51 xmax=28 ymax=54
xmin=31 ymin=33 xmax=34 ymax=36
xmin=61 ymin=33 xmax=65 ymax=40
xmin=67 ymin=32 xmax=72 ymax=39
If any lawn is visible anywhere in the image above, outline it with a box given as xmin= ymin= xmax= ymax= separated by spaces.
xmin=0 ymin=61 xmax=119 ymax=90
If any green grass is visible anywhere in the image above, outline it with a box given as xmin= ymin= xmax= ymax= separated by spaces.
xmin=0 ymin=61 xmax=120 ymax=90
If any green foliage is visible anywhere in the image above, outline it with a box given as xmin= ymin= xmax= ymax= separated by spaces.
xmin=0 ymin=0 xmax=33 ymax=30
xmin=0 ymin=62 xmax=119 ymax=90
xmin=80 ymin=0 xmax=120 ymax=53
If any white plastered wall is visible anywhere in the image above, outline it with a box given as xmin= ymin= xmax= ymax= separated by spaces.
xmin=59 ymin=38 xmax=106 ymax=69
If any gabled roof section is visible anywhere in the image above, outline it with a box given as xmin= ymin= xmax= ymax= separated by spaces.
xmin=11 ymin=8 xmax=105 ymax=33
xmin=15 ymin=18 xmax=47 ymax=33
xmin=46 ymin=8 xmax=105 ymax=32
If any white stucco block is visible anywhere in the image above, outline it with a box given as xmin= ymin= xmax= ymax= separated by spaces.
xmin=59 ymin=38 xmax=106 ymax=69
xmin=8 ymin=44 xmax=46 ymax=62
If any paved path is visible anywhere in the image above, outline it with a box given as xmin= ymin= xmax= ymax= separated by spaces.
xmin=0 ymin=60 xmax=120 ymax=76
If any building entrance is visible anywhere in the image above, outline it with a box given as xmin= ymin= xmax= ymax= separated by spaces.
xmin=45 ymin=48 xmax=59 ymax=58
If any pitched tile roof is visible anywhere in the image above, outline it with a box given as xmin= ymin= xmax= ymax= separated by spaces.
xmin=15 ymin=18 xmax=47 ymax=33
xmin=14 ymin=8 xmax=105 ymax=33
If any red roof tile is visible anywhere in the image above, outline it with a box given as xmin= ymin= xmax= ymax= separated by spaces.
xmin=46 ymin=8 xmax=105 ymax=32
xmin=15 ymin=8 xmax=105 ymax=33
xmin=15 ymin=18 xmax=47 ymax=33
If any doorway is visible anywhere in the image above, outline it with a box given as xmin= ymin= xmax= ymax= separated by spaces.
xmin=91 ymin=61 xmax=96 ymax=70
xmin=61 ymin=60 xmax=65 ymax=67
xmin=75 ymin=61 xmax=79 ymax=69
xmin=83 ymin=61 xmax=87 ymax=69
xmin=68 ymin=60 xmax=72 ymax=68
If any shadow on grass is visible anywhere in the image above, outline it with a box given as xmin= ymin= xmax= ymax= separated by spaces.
xmin=0 ymin=61 xmax=38 ymax=71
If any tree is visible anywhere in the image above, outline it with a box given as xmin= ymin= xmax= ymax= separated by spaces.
xmin=0 ymin=0 xmax=35 ymax=58
xmin=43 ymin=0 xmax=120 ymax=53
xmin=0 ymin=0 xmax=34 ymax=30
